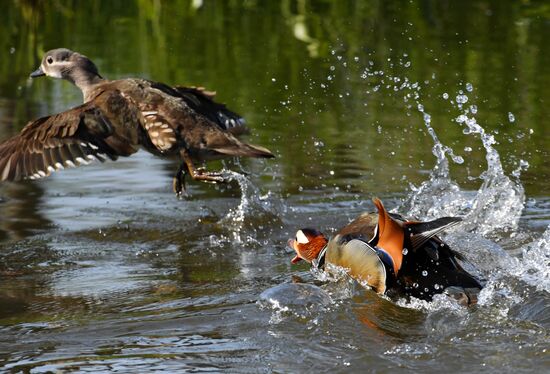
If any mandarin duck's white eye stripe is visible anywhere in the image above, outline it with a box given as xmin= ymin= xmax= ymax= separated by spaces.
xmin=296 ymin=230 xmax=309 ymax=244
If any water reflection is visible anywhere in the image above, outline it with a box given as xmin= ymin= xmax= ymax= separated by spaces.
xmin=0 ymin=181 xmax=50 ymax=242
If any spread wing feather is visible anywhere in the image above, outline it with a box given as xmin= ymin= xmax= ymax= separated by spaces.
xmin=0 ymin=103 xmax=119 ymax=182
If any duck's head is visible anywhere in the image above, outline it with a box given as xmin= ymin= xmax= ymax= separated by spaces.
xmin=30 ymin=48 xmax=102 ymax=84
xmin=288 ymin=228 xmax=328 ymax=264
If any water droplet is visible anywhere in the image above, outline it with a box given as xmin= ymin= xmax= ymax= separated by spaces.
xmin=413 ymin=283 xmax=419 ymax=288
xmin=404 ymin=61 xmax=411 ymax=67
xmin=451 ymin=155 xmax=464 ymax=164
xmin=466 ymin=82 xmax=473 ymax=92
xmin=508 ymin=112 xmax=515 ymax=123
xmin=271 ymin=78 xmax=276 ymax=82
xmin=402 ymin=248 xmax=408 ymax=255
xmin=354 ymin=56 xmax=359 ymax=62
xmin=330 ymin=65 xmax=335 ymax=71
xmin=456 ymin=94 xmax=468 ymax=104
xmin=470 ymin=105 xmax=478 ymax=114
xmin=417 ymin=104 xmax=424 ymax=112
xmin=434 ymin=284 xmax=440 ymax=290
xmin=442 ymin=92 xmax=449 ymax=99
xmin=456 ymin=114 xmax=468 ymax=123
xmin=464 ymin=146 xmax=472 ymax=152
xmin=9 ymin=47 xmax=15 ymax=54
xmin=422 ymin=270 xmax=428 ymax=276
xmin=424 ymin=288 xmax=429 ymax=292
xmin=423 ymin=113 xmax=431 ymax=124
xmin=329 ymin=170 xmax=335 ymax=176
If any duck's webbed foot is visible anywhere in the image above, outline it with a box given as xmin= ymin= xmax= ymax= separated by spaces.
xmin=174 ymin=151 xmax=227 ymax=198
xmin=191 ymin=167 xmax=225 ymax=184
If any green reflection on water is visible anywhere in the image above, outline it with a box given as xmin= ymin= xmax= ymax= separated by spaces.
xmin=1 ymin=0 xmax=547 ymax=198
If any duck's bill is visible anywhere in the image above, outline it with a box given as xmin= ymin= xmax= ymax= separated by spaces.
xmin=287 ymin=239 xmax=303 ymax=263
xmin=30 ymin=68 xmax=45 ymax=78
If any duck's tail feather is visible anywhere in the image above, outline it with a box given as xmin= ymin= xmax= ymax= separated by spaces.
xmin=213 ymin=142 xmax=274 ymax=159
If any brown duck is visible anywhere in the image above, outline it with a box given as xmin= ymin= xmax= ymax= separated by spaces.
xmin=288 ymin=198 xmax=483 ymax=305
xmin=0 ymin=48 xmax=274 ymax=196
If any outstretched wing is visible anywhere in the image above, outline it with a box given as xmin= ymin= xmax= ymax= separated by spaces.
xmin=0 ymin=103 xmax=119 ymax=182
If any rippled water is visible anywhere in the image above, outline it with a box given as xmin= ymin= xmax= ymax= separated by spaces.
xmin=1 ymin=1 xmax=549 ymax=372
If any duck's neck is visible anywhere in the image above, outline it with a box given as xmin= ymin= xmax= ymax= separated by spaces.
xmin=67 ymin=68 xmax=105 ymax=102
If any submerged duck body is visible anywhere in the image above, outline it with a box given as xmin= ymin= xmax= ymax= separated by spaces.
xmin=0 ymin=48 xmax=274 ymax=195
xmin=289 ymin=199 xmax=483 ymax=305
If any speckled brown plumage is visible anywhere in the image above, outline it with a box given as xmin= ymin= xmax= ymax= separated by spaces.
xmin=0 ymin=48 xmax=274 ymax=196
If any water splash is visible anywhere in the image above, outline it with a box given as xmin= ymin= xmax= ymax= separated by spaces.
xmin=403 ymin=86 xmax=526 ymax=236
xmin=355 ymin=55 xmax=526 ymax=236
xmin=403 ymin=104 xmax=469 ymax=220
xmin=217 ymin=170 xmax=282 ymax=241
xmin=220 ymin=170 xmax=260 ymax=227
xmin=258 ymin=283 xmax=333 ymax=323
xmin=514 ymin=226 xmax=550 ymax=293
xmin=455 ymin=111 xmax=525 ymax=235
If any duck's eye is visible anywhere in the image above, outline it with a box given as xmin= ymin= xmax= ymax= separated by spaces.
xmin=47 ymin=57 xmax=53 ymax=64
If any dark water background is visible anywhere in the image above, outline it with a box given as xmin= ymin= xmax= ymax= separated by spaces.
xmin=0 ymin=1 xmax=549 ymax=372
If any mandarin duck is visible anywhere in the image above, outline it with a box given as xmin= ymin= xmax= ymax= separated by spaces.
xmin=288 ymin=198 xmax=483 ymax=305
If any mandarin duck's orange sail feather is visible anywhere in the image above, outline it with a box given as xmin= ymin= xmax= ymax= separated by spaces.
xmin=372 ymin=198 xmax=404 ymax=274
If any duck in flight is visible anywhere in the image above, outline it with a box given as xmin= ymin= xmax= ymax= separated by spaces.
xmin=0 ymin=48 xmax=274 ymax=196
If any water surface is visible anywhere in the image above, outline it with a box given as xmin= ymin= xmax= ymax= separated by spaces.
xmin=0 ymin=1 xmax=549 ymax=372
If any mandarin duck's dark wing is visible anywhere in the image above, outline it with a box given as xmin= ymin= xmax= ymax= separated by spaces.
xmin=0 ymin=91 xmax=140 ymax=182
xmin=405 ymin=217 xmax=463 ymax=252
xmin=336 ymin=212 xmax=379 ymax=243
